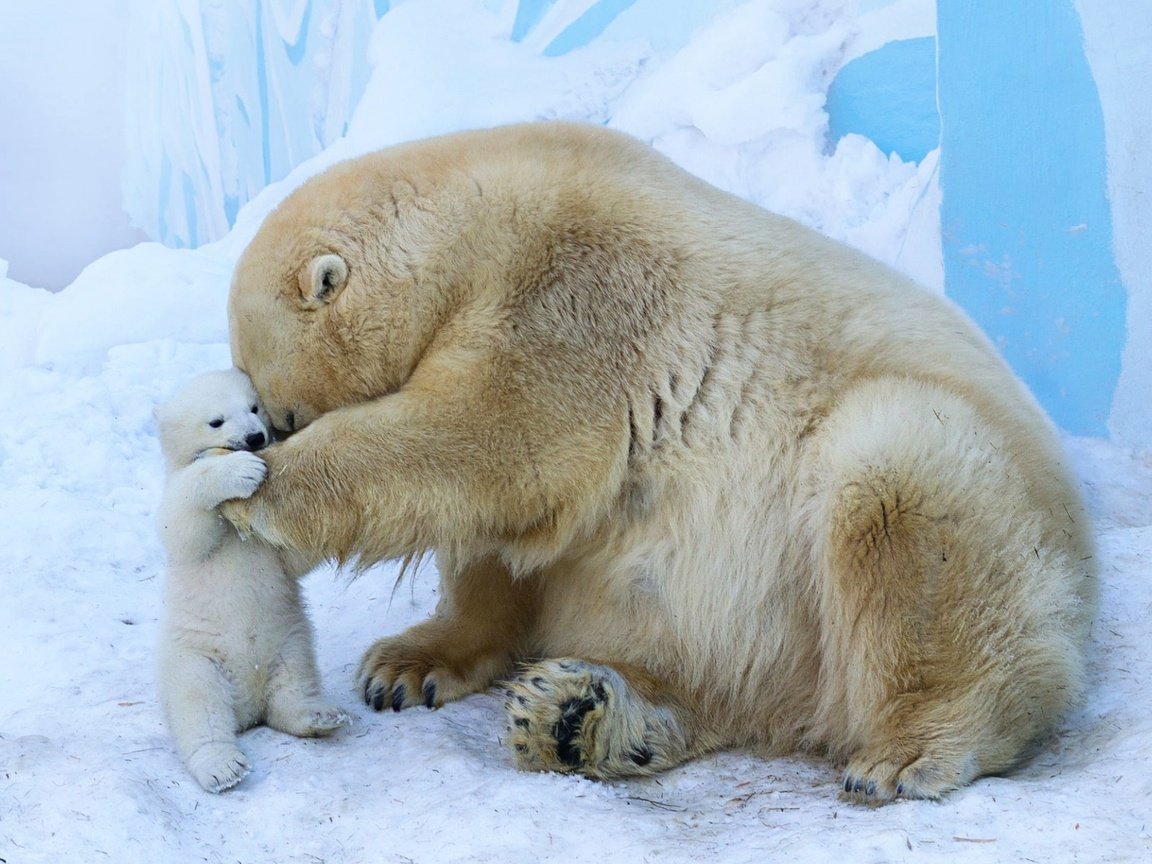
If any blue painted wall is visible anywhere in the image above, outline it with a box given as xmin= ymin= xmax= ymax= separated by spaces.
xmin=826 ymin=37 xmax=939 ymax=162
xmin=937 ymin=1 xmax=1125 ymax=435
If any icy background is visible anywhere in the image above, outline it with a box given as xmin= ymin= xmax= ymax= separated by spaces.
xmin=121 ymin=0 xmax=943 ymax=282
xmin=1 ymin=1 xmax=1150 ymax=861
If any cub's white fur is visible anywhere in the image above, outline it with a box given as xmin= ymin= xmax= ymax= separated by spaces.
xmin=155 ymin=369 xmax=349 ymax=793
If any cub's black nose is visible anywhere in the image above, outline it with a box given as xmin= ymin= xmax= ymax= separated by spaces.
xmin=245 ymin=431 xmax=267 ymax=450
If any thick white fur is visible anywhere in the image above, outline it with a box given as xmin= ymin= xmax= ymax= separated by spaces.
xmin=155 ymin=369 xmax=348 ymax=793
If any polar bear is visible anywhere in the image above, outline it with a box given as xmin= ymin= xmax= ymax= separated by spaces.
xmin=155 ymin=368 xmax=349 ymax=793
xmin=223 ymin=122 xmax=1096 ymax=803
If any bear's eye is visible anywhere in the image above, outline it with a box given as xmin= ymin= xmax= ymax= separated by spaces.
xmin=250 ymin=404 xmax=259 ymax=414
xmin=208 ymin=418 xmax=224 ymax=428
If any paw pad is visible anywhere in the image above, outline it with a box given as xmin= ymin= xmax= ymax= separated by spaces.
xmin=503 ymin=659 xmax=688 ymax=779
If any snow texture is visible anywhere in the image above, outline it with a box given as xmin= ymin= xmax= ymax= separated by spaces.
xmin=2 ymin=1 xmax=1149 ymax=862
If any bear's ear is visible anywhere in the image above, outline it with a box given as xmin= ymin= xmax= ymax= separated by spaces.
xmin=301 ymin=253 xmax=348 ymax=307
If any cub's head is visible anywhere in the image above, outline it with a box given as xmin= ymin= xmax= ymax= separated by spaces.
xmin=228 ymin=148 xmax=482 ymax=436
xmin=155 ymin=368 xmax=270 ymax=470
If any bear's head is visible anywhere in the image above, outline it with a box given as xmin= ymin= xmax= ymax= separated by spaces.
xmin=155 ymin=368 xmax=270 ymax=470
xmin=228 ymin=148 xmax=492 ymax=437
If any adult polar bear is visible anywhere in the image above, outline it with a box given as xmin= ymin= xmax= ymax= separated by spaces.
xmin=225 ymin=122 xmax=1095 ymax=803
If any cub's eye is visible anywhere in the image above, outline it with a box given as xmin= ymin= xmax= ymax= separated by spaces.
xmin=250 ymin=404 xmax=259 ymax=414
xmin=208 ymin=418 xmax=224 ymax=428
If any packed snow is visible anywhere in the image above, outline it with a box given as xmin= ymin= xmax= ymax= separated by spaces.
xmin=2 ymin=1 xmax=1150 ymax=862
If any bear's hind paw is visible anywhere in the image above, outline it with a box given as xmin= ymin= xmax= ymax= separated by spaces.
xmin=503 ymin=659 xmax=689 ymax=779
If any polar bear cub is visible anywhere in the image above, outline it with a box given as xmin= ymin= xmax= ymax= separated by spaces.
xmin=155 ymin=368 xmax=349 ymax=792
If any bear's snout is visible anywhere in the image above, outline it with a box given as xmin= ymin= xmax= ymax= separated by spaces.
xmin=245 ymin=431 xmax=267 ymax=451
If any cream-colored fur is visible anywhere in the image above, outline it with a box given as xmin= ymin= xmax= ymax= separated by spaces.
xmin=156 ymin=369 xmax=349 ymax=793
xmin=224 ymin=122 xmax=1096 ymax=803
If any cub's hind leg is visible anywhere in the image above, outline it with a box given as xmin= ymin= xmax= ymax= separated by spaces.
xmin=360 ymin=555 xmax=539 ymax=711
xmin=808 ymin=378 xmax=1090 ymax=803
xmin=264 ymin=617 xmax=350 ymax=737
xmin=504 ymin=659 xmax=703 ymax=778
xmin=159 ymin=649 xmax=249 ymax=793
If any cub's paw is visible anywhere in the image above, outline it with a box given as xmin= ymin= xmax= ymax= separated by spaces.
xmin=503 ymin=659 xmax=688 ymax=779
xmin=187 ymin=741 xmax=250 ymax=793
xmin=358 ymin=633 xmax=502 ymax=713
xmin=841 ymin=738 xmax=980 ymax=805
xmin=275 ymin=703 xmax=352 ymax=737
xmin=219 ymin=450 xmax=267 ymax=500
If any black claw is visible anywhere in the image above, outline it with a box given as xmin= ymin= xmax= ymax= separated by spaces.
xmin=896 ymin=782 xmax=905 ymax=796
xmin=629 ymin=747 xmax=653 ymax=767
xmin=853 ymin=778 xmax=864 ymax=794
xmin=365 ymin=682 xmax=386 ymax=711
xmin=865 ymin=780 xmax=876 ymax=796
xmin=391 ymin=684 xmax=406 ymax=712
xmin=844 ymin=775 xmax=854 ymax=793
xmin=531 ymin=676 xmax=547 ymax=689
xmin=514 ymin=717 xmax=530 ymax=729
xmin=422 ymin=680 xmax=437 ymax=709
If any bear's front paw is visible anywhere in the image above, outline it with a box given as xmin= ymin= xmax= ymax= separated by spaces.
xmin=358 ymin=631 xmax=506 ymax=712
xmin=186 ymin=741 xmax=250 ymax=793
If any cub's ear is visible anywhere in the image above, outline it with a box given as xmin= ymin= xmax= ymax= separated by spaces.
xmin=301 ymin=253 xmax=348 ymax=307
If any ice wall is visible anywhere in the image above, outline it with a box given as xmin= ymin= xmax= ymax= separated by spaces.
xmin=124 ymin=0 xmax=933 ymax=277
xmin=123 ymin=0 xmax=385 ymax=248
xmin=115 ymin=0 xmax=1149 ymax=449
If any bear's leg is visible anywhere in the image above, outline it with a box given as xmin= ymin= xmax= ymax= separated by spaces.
xmin=504 ymin=659 xmax=698 ymax=778
xmin=161 ymin=650 xmax=249 ymax=793
xmin=264 ymin=622 xmax=351 ymax=737
xmin=810 ymin=378 xmax=1082 ymax=804
xmin=360 ymin=555 xmax=538 ymax=711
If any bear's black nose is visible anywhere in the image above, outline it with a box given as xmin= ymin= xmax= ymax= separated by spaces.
xmin=245 ymin=431 xmax=267 ymax=450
